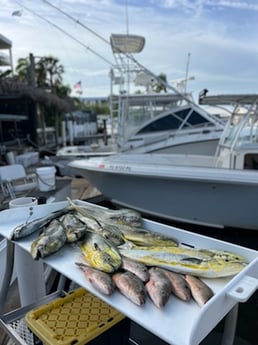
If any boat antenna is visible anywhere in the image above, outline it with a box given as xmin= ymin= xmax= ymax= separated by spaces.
xmin=125 ymin=0 xmax=129 ymax=35
xmin=14 ymin=1 xmax=115 ymax=66
xmin=184 ymin=52 xmax=191 ymax=93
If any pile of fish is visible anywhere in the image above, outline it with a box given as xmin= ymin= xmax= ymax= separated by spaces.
xmin=10 ymin=198 xmax=248 ymax=309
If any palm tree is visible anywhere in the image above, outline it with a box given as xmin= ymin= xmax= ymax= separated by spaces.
xmin=37 ymin=56 xmax=64 ymax=91
xmin=0 ymin=69 xmax=12 ymax=79
xmin=15 ymin=54 xmax=65 ymax=92
xmin=15 ymin=57 xmax=30 ymax=81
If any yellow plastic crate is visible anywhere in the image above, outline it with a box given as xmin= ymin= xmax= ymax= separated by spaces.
xmin=25 ymin=288 xmax=125 ymax=345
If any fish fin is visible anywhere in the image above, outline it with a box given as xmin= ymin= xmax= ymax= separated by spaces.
xmin=180 ymin=257 xmax=204 ymax=265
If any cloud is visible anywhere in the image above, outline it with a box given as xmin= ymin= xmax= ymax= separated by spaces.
xmin=0 ymin=0 xmax=257 ymax=97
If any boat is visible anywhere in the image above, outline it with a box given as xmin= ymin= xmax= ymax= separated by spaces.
xmin=52 ymin=34 xmax=226 ymax=177
xmin=54 ymin=90 xmax=226 ymax=176
xmin=69 ymin=93 xmax=258 ymax=230
xmin=113 ymin=91 xmax=226 ymax=155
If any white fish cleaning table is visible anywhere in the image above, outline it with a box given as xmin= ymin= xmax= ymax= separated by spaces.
xmin=0 ymin=200 xmax=258 ymax=345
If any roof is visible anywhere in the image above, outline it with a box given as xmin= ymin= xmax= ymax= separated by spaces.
xmin=0 ymin=33 xmax=12 ymax=49
xmin=0 ymin=80 xmax=73 ymax=112
xmin=0 ymin=114 xmax=28 ymax=121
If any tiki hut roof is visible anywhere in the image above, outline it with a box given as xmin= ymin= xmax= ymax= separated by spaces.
xmin=0 ymin=79 xmax=73 ymax=112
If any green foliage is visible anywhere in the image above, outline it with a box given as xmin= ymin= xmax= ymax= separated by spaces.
xmin=152 ymin=73 xmax=167 ymax=93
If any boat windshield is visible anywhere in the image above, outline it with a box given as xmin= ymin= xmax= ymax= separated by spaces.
xmin=221 ymin=111 xmax=258 ymax=148
xmin=118 ymin=93 xmax=217 ymax=144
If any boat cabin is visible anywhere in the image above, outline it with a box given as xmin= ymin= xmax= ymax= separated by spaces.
xmin=117 ymin=92 xmax=225 ymax=153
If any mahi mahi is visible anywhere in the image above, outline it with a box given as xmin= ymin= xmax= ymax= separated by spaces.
xmin=118 ymin=226 xmax=178 ymax=247
xmin=80 ymin=232 xmax=122 ymax=273
xmin=10 ymin=208 xmax=69 ymax=240
xmin=67 ymin=197 xmax=142 ymax=227
xmin=118 ymin=245 xmax=248 ymax=278
xmin=30 ymin=218 xmax=67 ymax=259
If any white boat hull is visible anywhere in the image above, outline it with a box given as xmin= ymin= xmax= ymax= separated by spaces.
xmin=70 ymin=155 xmax=258 ymax=230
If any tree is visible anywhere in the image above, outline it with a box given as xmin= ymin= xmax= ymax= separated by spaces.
xmin=15 ymin=57 xmax=30 ymax=81
xmin=37 ymin=56 xmax=64 ymax=91
xmin=15 ymin=54 xmax=65 ymax=93
xmin=152 ymin=73 xmax=168 ymax=93
xmin=0 ymin=69 xmax=12 ymax=79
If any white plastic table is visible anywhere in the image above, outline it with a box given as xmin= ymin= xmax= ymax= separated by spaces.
xmin=0 ymin=200 xmax=258 ymax=345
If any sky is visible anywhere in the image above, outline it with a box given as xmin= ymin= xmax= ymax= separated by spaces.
xmin=0 ymin=0 xmax=258 ymax=100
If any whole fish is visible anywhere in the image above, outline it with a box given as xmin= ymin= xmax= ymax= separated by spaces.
xmin=30 ymin=219 xmax=67 ymax=259
xmin=67 ymin=204 xmax=125 ymax=246
xmin=96 ymin=222 xmax=125 ymax=246
xmin=121 ymin=256 xmax=150 ymax=282
xmin=76 ymin=262 xmax=115 ymax=295
xmin=69 ymin=207 xmax=103 ymax=232
xmin=59 ymin=212 xmax=88 ymax=243
xmin=67 ymin=198 xmax=142 ymax=228
xmin=160 ymin=268 xmax=191 ymax=301
xmin=145 ymin=267 xmax=172 ymax=308
xmin=103 ymin=208 xmax=142 ymax=228
xmin=80 ymin=232 xmax=122 ymax=273
xmin=119 ymin=245 xmax=248 ymax=278
xmin=112 ymin=271 xmax=146 ymax=306
xmin=10 ymin=208 xmax=69 ymax=240
xmin=184 ymin=275 xmax=214 ymax=307
xmin=119 ymin=226 xmax=178 ymax=247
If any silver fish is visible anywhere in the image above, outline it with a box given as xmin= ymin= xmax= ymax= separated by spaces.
xmin=112 ymin=271 xmax=146 ymax=306
xmin=30 ymin=219 xmax=67 ymax=259
xmin=76 ymin=262 xmax=115 ymax=295
xmin=184 ymin=275 xmax=214 ymax=307
xmin=160 ymin=268 xmax=191 ymax=302
xmin=145 ymin=267 xmax=172 ymax=308
xmin=121 ymin=256 xmax=150 ymax=282
xmin=10 ymin=208 xmax=68 ymax=240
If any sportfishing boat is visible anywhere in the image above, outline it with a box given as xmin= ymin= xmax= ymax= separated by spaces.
xmin=69 ymin=93 xmax=258 ymax=230
xmin=54 ymin=90 xmax=226 ymax=176
xmin=53 ymin=34 xmax=226 ymax=177
xmin=113 ymin=91 xmax=226 ymax=155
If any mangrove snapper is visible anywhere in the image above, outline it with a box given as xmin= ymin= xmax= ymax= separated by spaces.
xmin=145 ymin=267 xmax=172 ymax=308
xmin=112 ymin=271 xmax=146 ymax=306
xmin=76 ymin=262 xmax=115 ymax=295
xmin=184 ymin=275 xmax=214 ymax=307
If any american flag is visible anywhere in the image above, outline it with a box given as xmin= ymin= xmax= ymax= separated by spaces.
xmin=73 ymin=81 xmax=83 ymax=94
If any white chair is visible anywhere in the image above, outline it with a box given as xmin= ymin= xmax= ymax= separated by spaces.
xmin=0 ymin=164 xmax=38 ymax=199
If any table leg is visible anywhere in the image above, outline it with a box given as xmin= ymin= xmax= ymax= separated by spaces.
xmin=220 ymin=304 xmax=239 ymax=345
xmin=15 ymin=245 xmax=46 ymax=307
xmin=0 ymin=239 xmax=14 ymax=315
